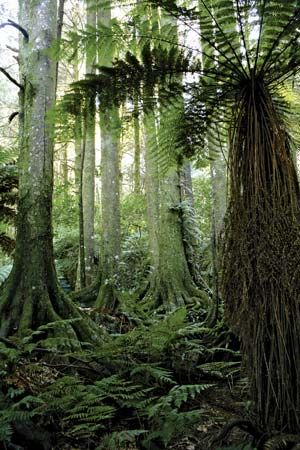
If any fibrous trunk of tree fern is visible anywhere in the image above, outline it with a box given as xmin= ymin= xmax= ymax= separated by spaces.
xmin=222 ymin=76 xmax=300 ymax=433
xmin=0 ymin=0 xmax=98 ymax=341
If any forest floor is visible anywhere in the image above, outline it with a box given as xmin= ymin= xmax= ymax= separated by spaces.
xmin=0 ymin=308 xmax=254 ymax=450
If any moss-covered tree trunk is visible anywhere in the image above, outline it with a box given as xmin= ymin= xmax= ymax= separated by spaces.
xmin=0 ymin=0 xmax=98 ymax=341
xmin=141 ymin=8 xmax=206 ymax=309
xmin=156 ymin=166 xmax=204 ymax=308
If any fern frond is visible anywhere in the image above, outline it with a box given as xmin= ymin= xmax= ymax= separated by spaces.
xmin=130 ymin=363 xmax=176 ymax=385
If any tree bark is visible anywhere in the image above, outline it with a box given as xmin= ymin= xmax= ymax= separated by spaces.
xmin=82 ymin=0 xmax=96 ymax=286
xmin=133 ymin=95 xmax=141 ymax=194
xmin=140 ymin=8 xmax=207 ymax=309
xmin=95 ymin=108 xmax=121 ymax=309
xmin=95 ymin=0 xmax=121 ymax=309
xmin=0 ymin=0 xmax=98 ymax=341
xmin=144 ymin=111 xmax=160 ymax=293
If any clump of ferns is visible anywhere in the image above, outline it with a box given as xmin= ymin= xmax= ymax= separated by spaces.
xmin=0 ymin=367 xmax=215 ymax=448
xmin=0 ymin=314 xmax=241 ymax=448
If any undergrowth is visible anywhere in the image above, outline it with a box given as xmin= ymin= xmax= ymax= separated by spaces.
xmin=0 ymin=308 xmax=244 ymax=450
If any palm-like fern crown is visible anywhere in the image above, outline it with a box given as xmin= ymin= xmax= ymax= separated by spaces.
xmin=63 ymin=0 xmax=300 ymax=163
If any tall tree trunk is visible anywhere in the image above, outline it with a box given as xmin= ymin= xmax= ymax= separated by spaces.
xmin=133 ymin=94 xmax=141 ymax=194
xmin=54 ymin=0 xmax=65 ymax=96
xmin=82 ymin=0 xmax=96 ymax=286
xmin=0 ymin=0 xmax=97 ymax=341
xmin=156 ymin=165 xmax=203 ymax=307
xmin=96 ymin=108 xmax=121 ymax=309
xmin=209 ymin=150 xmax=226 ymax=321
xmin=95 ymin=0 xmax=121 ymax=309
xmin=144 ymin=111 xmax=160 ymax=283
xmin=141 ymin=8 xmax=206 ymax=309
xmin=180 ymin=162 xmax=194 ymax=206
xmin=73 ymin=59 xmax=85 ymax=291
xmin=180 ymin=161 xmax=206 ymax=290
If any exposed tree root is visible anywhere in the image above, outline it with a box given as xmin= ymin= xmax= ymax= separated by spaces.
xmin=0 ymin=267 xmax=102 ymax=343
xmin=95 ymin=282 xmax=120 ymax=310
xmin=70 ymin=277 xmax=101 ymax=306
xmin=139 ymin=273 xmax=211 ymax=311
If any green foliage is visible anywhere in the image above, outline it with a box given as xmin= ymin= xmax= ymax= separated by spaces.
xmin=0 ymin=163 xmax=17 ymax=256
xmin=143 ymin=384 xmax=209 ymax=447
xmin=119 ymin=232 xmax=150 ymax=291
xmin=53 ymin=183 xmax=78 ymax=231
xmin=0 ymin=306 xmax=242 ymax=449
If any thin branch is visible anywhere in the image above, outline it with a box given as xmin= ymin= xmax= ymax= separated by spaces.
xmin=6 ymin=45 xmax=18 ymax=53
xmin=0 ymin=19 xmax=29 ymax=41
xmin=9 ymin=112 xmax=19 ymax=123
xmin=0 ymin=67 xmax=24 ymax=90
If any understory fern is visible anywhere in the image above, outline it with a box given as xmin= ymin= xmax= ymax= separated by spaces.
xmin=0 ymin=309 xmax=242 ymax=449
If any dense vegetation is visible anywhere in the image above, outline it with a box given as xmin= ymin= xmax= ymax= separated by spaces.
xmin=0 ymin=0 xmax=300 ymax=449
